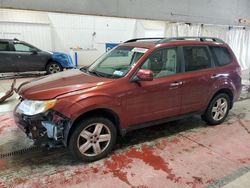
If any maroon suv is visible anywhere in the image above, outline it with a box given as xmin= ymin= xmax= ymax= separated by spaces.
xmin=14 ymin=37 xmax=242 ymax=162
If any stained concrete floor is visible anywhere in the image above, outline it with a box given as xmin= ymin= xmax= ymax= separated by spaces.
xmin=0 ymin=76 xmax=250 ymax=188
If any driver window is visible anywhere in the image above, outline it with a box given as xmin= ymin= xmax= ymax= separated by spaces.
xmin=141 ymin=48 xmax=177 ymax=78
xmin=14 ymin=43 xmax=34 ymax=52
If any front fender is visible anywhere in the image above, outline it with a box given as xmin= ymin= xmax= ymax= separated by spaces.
xmin=52 ymin=52 xmax=75 ymax=68
xmin=54 ymin=92 xmax=125 ymax=125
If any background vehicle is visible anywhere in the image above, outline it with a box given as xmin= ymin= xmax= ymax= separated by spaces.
xmin=0 ymin=39 xmax=75 ymax=74
xmin=14 ymin=37 xmax=242 ymax=162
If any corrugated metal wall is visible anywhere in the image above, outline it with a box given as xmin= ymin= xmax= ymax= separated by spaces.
xmin=0 ymin=22 xmax=52 ymax=51
xmin=48 ymin=13 xmax=136 ymax=65
xmin=0 ymin=9 xmax=52 ymax=51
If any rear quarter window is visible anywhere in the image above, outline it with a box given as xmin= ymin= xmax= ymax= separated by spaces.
xmin=0 ymin=42 xmax=9 ymax=51
xmin=210 ymin=46 xmax=232 ymax=66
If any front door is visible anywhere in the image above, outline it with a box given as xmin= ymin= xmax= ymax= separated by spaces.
xmin=12 ymin=42 xmax=46 ymax=72
xmin=126 ymin=47 xmax=182 ymax=126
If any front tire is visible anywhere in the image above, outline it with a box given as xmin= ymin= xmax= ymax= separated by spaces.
xmin=69 ymin=117 xmax=117 ymax=162
xmin=202 ymin=93 xmax=230 ymax=125
xmin=46 ymin=61 xmax=63 ymax=74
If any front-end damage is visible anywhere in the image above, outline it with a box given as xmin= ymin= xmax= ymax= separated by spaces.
xmin=14 ymin=108 xmax=71 ymax=148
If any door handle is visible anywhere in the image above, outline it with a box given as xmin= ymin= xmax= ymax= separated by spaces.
xmin=17 ymin=55 xmax=21 ymax=59
xmin=170 ymin=81 xmax=183 ymax=87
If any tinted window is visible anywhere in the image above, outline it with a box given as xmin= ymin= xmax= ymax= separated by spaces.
xmin=14 ymin=43 xmax=34 ymax=52
xmin=210 ymin=46 xmax=232 ymax=66
xmin=141 ymin=48 xmax=177 ymax=78
xmin=184 ymin=46 xmax=211 ymax=72
xmin=0 ymin=42 xmax=9 ymax=51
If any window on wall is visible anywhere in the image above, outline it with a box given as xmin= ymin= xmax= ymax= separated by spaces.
xmin=14 ymin=43 xmax=34 ymax=52
xmin=141 ymin=48 xmax=177 ymax=78
xmin=210 ymin=46 xmax=232 ymax=66
xmin=0 ymin=42 xmax=9 ymax=51
xmin=183 ymin=46 xmax=211 ymax=72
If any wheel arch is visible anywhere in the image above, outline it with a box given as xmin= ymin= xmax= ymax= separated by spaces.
xmin=46 ymin=59 xmax=61 ymax=68
xmin=65 ymin=108 xmax=122 ymax=146
xmin=209 ymin=88 xmax=234 ymax=109
xmin=45 ymin=60 xmax=63 ymax=74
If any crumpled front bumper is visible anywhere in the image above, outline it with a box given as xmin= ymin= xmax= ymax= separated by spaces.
xmin=14 ymin=105 xmax=71 ymax=146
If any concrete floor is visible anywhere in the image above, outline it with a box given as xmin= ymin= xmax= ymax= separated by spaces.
xmin=0 ymin=76 xmax=250 ymax=188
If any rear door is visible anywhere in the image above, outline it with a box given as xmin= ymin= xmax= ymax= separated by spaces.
xmin=179 ymin=45 xmax=216 ymax=114
xmin=12 ymin=42 xmax=48 ymax=72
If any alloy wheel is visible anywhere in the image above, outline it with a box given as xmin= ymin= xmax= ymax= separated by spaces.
xmin=211 ymin=98 xmax=228 ymax=121
xmin=77 ymin=123 xmax=111 ymax=157
xmin=49 ymin=64 xmax=61 ymax=73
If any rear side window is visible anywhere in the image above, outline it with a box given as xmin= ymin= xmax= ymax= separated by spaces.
xmin=0 ymin=42 xmax=9 ymax=51
xmin=210 ymin=46 xmax=232 ymax=66
xmin=183 ymin=46 xmax=211 ymax=72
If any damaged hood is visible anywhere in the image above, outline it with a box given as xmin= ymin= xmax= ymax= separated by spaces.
xmin=18 ymin=69 xmax=113 ymax=100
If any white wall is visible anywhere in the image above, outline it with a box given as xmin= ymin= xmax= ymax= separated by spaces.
xmin=135 ymin=20 xmax=165 ymax=38
xmin=0 ymin=22 xmax=52 ymax=51
xmin=0 ymin=9 xmax=249 ymax=70
xmin=48 ymin=13 xmax=136 ymax=65
xmin=0 ymin=9 xmax=52 ymax=51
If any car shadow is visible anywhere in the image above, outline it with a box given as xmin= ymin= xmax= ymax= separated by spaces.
xmin=116 ymin=115 xmax=208 ymax=150
xmin=3 ymin=115 xmax=209 ymax=169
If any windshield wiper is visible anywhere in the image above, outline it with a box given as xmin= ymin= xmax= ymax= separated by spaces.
xmin=80 ymin=67 xmax=88 ymax=73
xmin=88 ymin=70 xmax=103 ymax=77
xmin=82 ymin=67 xmax=120 ymax=79
xmin=80 ymin=67 xmax=102 ymax=77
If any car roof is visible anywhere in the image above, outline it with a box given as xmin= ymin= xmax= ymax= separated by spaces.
xmin=0 ymin=38 xmax=23 ymax=43
xmin=121 ymin=37 xmax=227 ymax=49
xmin=0 ymin=39 xmax=13 ymax=42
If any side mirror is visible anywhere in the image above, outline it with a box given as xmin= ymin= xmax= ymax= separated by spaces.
xmin=132 ymin=69 xmax=153 ymax=82
xmin=31 ymin=49 xmax=38 ymax=54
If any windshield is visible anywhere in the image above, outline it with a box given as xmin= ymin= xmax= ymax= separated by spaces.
xmin=87 ymin=46 xmax=147 ymax=78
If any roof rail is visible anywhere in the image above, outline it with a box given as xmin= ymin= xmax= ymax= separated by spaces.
xmin=158 ymin=37 xmax=225 ymax=43
xmin=124 ymin=37 xmax=165 ymax=43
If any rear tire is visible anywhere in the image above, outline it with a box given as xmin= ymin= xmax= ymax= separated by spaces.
xmin=68 ymin=117 xmax=117 ymax=162
xmin=202 ymin=93 xmax=230 ymax=125
xmin=46 ymin=61 xmax=63 ymax=74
